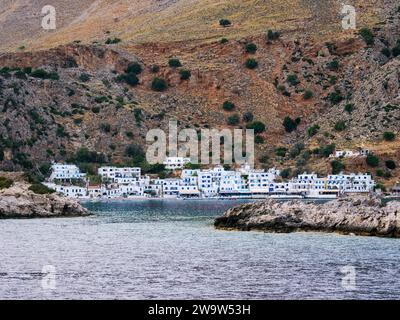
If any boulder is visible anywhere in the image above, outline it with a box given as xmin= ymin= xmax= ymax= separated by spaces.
xmin=215 ymin=196 xmax=400 ymax=238
xmin=0 ymin=182 xmax=91 ymax=219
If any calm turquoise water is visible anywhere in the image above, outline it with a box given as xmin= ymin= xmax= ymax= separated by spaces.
xmin=0 ymin=200 xmax=399 ymax=300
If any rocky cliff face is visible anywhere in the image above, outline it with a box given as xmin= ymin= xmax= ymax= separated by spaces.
xmin=0 ymin=180 xmax=90 ymax=219
xmin=215 ymin=197 xmax=400 ymax=238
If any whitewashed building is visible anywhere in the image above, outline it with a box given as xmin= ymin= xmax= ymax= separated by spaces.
xmin=44 ymin=183 xmax=87 ymax=198
xmin=198 ymin=171 xmax=219 ymax=197
xmin=163 ymin=157 xmax=191 ymax=170
xmin=326 ymin=173 xmax=374 ymax=193
xmin=178 ymin=185 xmax=200 ymax=198
xmin=248 ymin=168 xmax=280 ymax=194
xmin=88 ymin=186 xmax=102 ymax=198
xmin=162 ymin=179 xmax=182 ymax=197
xmin=219 ymin=171 xmax=248 ymax=195
xmin=331 ymin=149 xmax=370 ymax=158
xmin=49 ymin=163 xmax=86 ymax=182
xmin=98 ymin=167 xmax=141 ymax=181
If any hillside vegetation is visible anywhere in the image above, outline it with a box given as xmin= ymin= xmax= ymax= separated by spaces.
xmin=0 ymin=1 xmax=399 ymax=188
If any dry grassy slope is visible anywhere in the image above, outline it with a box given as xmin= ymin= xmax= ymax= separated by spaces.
xmin=0 ymin=0 xmax=385 ymax=52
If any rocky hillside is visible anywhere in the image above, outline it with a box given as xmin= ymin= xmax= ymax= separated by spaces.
xmin=0 ymin=1 xmax=399 ymax=188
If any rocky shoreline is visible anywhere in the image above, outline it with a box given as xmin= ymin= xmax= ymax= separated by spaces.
xmin=0 ymin=180 xmax=91 ymax=219
xmin=214 ymin=196 xmax=400 ymax=238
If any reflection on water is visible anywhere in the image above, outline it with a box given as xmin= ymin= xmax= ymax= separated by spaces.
xmin=0 ymin=200 xmax=399 ymax=300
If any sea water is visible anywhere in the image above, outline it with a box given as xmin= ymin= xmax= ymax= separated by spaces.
xmin=0 ymin=200 xmax=399 ymax=299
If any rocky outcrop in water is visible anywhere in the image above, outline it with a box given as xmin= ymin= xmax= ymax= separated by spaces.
xmin=215 ymin=196 xmax=400 ymax=238
xmin=0 ymin=181 xmax=90 ymax=219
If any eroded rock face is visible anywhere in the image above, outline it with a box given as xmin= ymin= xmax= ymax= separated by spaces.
xmin=0 ymin=182 xmax=90 ymax=219
xmin=215 ymin=196 xmax=400 ymax=238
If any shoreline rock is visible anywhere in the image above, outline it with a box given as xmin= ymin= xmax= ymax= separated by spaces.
xmin=0 ymin=181 xmax=91 ymax=219
xmin=214 ymin=196 xmax=400 ymax=238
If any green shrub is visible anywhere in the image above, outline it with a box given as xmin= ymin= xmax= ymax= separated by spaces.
xmin=29 ymin=183 xmax=55 ymax=195
xmin=117 ymin=72 xmax=139 ymax=86
xmin=0 ymin=177 xmax=13 ymax=190
xmin=219 ymin=19 xmax=231 ymax=27
xmin=327 ymin=90 xmax=344 ymax=105
xmin=289 ymin=143 xmax=305 ymax=158
xmin=307 ymin=124 xmax=320 ymax=137
xmin=220 ymin=38 xmax=229 ymax=44
xmin=334 ymin=121 xmax=346 ymax=131
xmin=383 ymin=131 xmax=395 ymax=141
xmin=327 ymin=60 xmax=339 ymax=71
xmin=242 ymin=112 xmax=254 ymax=122
xmin=376 ymin=169 xmax=384 ymax=177
xmin=91 ymin=106 xmax=100 ymax=113
xmin=375 ymin=183 xmax=386 ymax=192
xmin=124 ymin=73 xmax=140 ymax=86
xmin=393 ymin=43 xmax=400 ymax=57
xmin=366 ymin=154 xmax=379 ymax=167
xmin=39 ymin=163 xmax=52 ymax=176
xmin=245 ymin=58 xmax=258 ymax=69
xmin=31 ymin=69 xmax=59 ymax=80
xmin=56 ymin=125 xmax=67 ymax=138
xmin=280 ymin=168 xmax=291 ymax=179
xmin=331 ymin=160 xmax=345 ymax=174
xmin=125 ymin=131 xmax=134 ymax=139
xmin=151 ymin=77 xmax=168 ymax=91
xmin=73 ymin=118 xmax=83 ymax=125
xmin=100 ymin=123 xmax=111 ymax=133
xmin=30 ymin=69 xmax=48 ymax=78
xmin=286 ymin=74 xmax=300 ymax=86
xmin=94 ymin=96 xmax=109 ymax=103
xmin=381 ymin=47 xmax=391 ymax=57
xmin=246 ymin=121 xmax=266 ymax=134
xmin=125 ymin=144 xmax=145 ymax=165
xmin=222 ymin=101 xmax=235 ymax=111
xmin=267 ymin=30 xmax=280 ymax=41
xmin=79 ymin=73 xmax=91 ymax=82
xmin=344 ymin=103 xmax=354 ymax=113
xmin=283 ymin=117 xmax=300 ymax=133
xmin=14 ymin=70 xmax=27 ymax=79
xmin=23 ymin=67 xmax=32 ymax=74
xmin=385 ymin=160 xmax=396 ymax=170
xmin=180 ymin=69 xmax=191 ymax=80
xmin=275 ymin=147 xmax=287 ymax=157
xmin=105 ymin=37 xmax=121 ymax=44
xmin=168 ymin=59 xmax=182 ymax=68
xmin=126 ymin=62 xmax=143 ymax=75
xmin=29 ymin=109 xmax=44 ymax=124
xmin=359 ymin=28 xmax=374 ymax=45
xmin=320 ymin=144 xmax=335 ymax=157
xmin=133 ymin=108 xmax=143 ymax=125
xmin=150 ymin=65 xmax=160 ymax=73
xmin=303 ymin=90 xmax=313 ymax=100
xmin=245 ymin=43 xmax=257 ymax=54
xmin=255 ymin=136 xmax=265 ymax=144
xmin=227 ymin=114 xmax=240 ymax=125
xmin=74 ymin=148 xmax=106 ymax=163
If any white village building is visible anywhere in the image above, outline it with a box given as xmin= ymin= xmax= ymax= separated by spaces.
xmin=163 ymin=157 xmax=191 ymax=170
xmin=98 ymin=167 xmax=141 ymax=181
xmin=46 ymin=162 xmax=376 ymax=200
xmin=248 ymin=169 xmax=281 ymax=194
xmin=49 ymin=163 xmax=86 ymax=182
